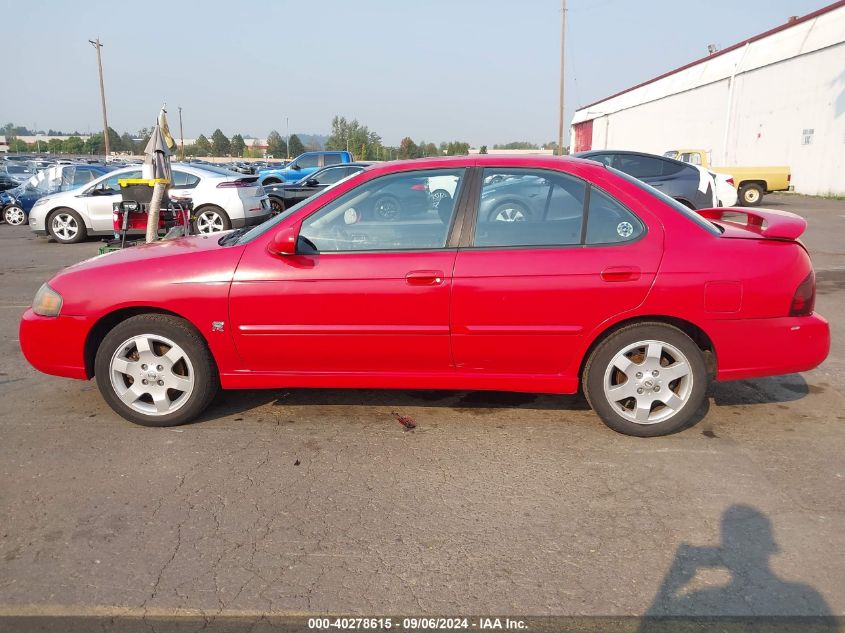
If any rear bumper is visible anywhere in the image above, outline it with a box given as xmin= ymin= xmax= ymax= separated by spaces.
xmin=712 ymin=313 xmax=830 ymax=381
xmin=19 ymin=309 xmax=91 ymax=380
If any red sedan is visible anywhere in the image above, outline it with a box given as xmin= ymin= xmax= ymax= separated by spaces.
xmin=19 ymin=156 xmax=829 ymax=436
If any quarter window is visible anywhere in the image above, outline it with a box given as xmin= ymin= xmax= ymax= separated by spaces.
xmin=323 ymin=153 xmax=343 ymax=166
xmin=171 ymin=170 xmax=201 ymax=189
xmin=473 ymin=169 xmax=585 ymax=247
xmin=299 ymin=169 xmax=464 ymax=251
xmin=585 ymin=187 xmax=644 ymax=244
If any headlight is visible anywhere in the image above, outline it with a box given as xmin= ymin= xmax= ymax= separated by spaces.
xmin=33 ymin=198 xmax=50 ymax=207
xmin=32 ymin=283 xmax=63 ymax=317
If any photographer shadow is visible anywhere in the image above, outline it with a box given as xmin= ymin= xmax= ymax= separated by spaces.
xmin=639 ymin=505 xmax=838 ymax=631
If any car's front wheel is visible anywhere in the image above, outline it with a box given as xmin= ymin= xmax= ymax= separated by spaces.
xmin=3 ymin=205 xmax=26 ymax=226
xmin=48 ymin=208 xmax=87 ymax=244
xmin=583 ymin=323 xmax=708 ymax=437
xmin=95 ymin=314 xmax=218 ymax=427
xmin=194 ymin=206 xmax=231 ymax=234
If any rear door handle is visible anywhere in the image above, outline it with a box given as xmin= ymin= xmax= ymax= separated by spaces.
xmin=405 ymin=270 xmax=445 ymax=285
xmin=601 ymin=266 xmax=641 ymax=282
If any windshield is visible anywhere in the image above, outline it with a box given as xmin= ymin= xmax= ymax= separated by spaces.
xmin=609 ymin=167 xmax=721 ymax=236
xmin=232 ymin=171 xmax=365 ymax=245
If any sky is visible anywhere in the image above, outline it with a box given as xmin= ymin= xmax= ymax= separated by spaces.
xmin=2 ymin=0 xmax=831 ymax=147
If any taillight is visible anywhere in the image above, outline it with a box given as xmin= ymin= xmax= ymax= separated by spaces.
xmin=789 ymin=272 xmax=815 ymax=316
xmin=788 ymin=173 xmax=792 ymax=182
xmin=410 ymin=183 xmax=427 ymax=191
xmin=726 ymin=177 xmax=734 ymax=186
xmin=217 ymin=180 xmax=254 ymax=188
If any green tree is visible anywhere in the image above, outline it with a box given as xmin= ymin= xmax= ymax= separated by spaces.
xmin=479 ymin=145 xmax=488 ymax=154
xmin=231 ymin=133 xmax=246 ymax=157
xmin=63 ymin=136 xmax=84 ymax=154
xmin=398 ymin=137 xmax=418 ymax=160
xmin=493 ymin=141 xmax=539 ymax=150
xmin=445 ymin=141 xmax=470 ymax=156
xmin=120 ymin=133 xmax=136 ymax=154
xmin=47 ymin=138 xmax=64 ymax=154
xmin=211 ymin=129 xmax=231 ymax=156
xmin=266 ymin=130 xmax=287 ymax=158
xmin=8 ymin=138 xmax=30 ymax=152
xmin=83 ymin=133 xmax=104 ymax=155
xmin=326 ymin=115 xmax=383 ymax=160
xmin=194 ymin=134 xmax=212 ymax=157
xmin=288 ymin=134 xmax=305 ymax=157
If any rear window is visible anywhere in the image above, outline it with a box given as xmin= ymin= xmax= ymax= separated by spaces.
xmin=610 ymin=167 xmax=721 ymax=236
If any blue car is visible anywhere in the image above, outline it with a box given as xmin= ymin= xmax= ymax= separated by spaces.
xmin=258 ymin=151 xmax=353 ymax=186
xmin=1 ymin=164 xmax=111 ymax=226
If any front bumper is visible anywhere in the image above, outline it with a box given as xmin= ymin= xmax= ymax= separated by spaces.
xmin=19 ymin=309 xmax=91 ymax=380
xmin=712 ymin=313 xmax=830 ymax=381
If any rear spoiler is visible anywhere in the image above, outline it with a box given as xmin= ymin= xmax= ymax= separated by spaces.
xmin=697 ymin=207 xmax=807 ymax=240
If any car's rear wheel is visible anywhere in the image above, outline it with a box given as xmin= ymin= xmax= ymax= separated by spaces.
xmin=48 ymin=208 xmax=87 ymax=244
xmin=94 ymin=314 xmax=218 ymax=427
xmin=583 ymin=323 xmax=708 ymax=437
xmin=739 ymin=183 xmax=764 ymax=207
xmin=4 ymin=205 xmax=26 ymax=226
xmin=194 ymin=206 xmax=231 ymax=234
xmin=490 ymin=201 xmax=529 ymax=222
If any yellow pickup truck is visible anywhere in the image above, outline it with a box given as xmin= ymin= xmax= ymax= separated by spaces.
xmin=663 ymin=149 xmax=790 ymax=207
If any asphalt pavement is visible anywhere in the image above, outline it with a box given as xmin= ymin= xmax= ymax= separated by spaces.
xmin=0 ymin=194 xmax=843 ymax=629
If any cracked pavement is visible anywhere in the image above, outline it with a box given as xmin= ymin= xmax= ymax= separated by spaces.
xmin=0 ymin=194 xmax=843 ymax=620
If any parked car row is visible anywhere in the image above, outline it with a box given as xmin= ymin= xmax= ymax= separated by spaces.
xmin=25 ymin=164 xmax=271 ymax=243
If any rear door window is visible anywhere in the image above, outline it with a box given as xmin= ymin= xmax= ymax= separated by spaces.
xmin=473 ymin=169 xmax=585 ymax=247
xmin=323 ymin=153 xmax=343 ymax=166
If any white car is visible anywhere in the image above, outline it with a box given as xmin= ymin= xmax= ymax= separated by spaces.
xmin=712 ymin=171 xmax=738 ymax=207
xmin=28 ymin=164 xmax=271 ymax=243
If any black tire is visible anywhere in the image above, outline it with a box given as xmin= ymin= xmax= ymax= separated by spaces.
xmin=94 ymin=314 xmax=219 ymax=427
xmin=372 ymin=195 xmax=401 ymax=221
xmin=193 ymin=205 xmax=231 ymax=234
xmin=489 ymin=200 xmax=530 ymax=223
xmin=739 ymin=183 xmax=764 ymax=207
xmin=48 ymin=208 xmax=87 ymax=244
xmin=582 ymin=322 xmax=708 ymax=437
xmin=268 ymin=196 xmax=285 ymax=214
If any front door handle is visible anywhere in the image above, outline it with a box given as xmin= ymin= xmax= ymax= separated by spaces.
xmin=601 ymin=266 xmax=641 ymax=282
xmin=405 ymin=270 xmax=445 ymax=285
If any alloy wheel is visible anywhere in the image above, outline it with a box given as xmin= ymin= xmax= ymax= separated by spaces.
xmin=196 ymin=210 xmax=225 ymax=233
xmin=602 ymin=339 xmax=693 ymax=425
xmin=493 ymin=205 xmax=527 ymax=222
xmin=109 ymin=333 xmax=195 ymax=417
xmin=52 ymin=213 xmax=79 ymax=241
xmin=4 ymin=206 xmax=26 ymax=226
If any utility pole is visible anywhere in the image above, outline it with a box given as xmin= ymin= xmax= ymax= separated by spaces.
xmin=88 ymin=38 xmax=110 ymax=160
xmin=557 ymin=0 xmax=567 ymax=156
xmin=178 ymin=106 xmax=185 ymax=161
xmin=286 ymin=117 xmax=290 ymax=159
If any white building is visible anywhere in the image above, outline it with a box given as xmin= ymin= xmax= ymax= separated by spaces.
xmin=570 ymin=1 xmax=845 ymax=196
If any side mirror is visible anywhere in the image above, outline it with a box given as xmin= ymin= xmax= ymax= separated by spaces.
xmin=291 ymin=163 xmax=301 ymax=170
xmin=305 ymin=178 xmax=319 ymax=187
xmin=268 ymin=223 xmax=300 ymax=256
